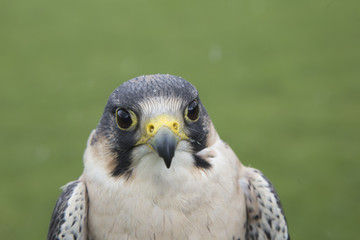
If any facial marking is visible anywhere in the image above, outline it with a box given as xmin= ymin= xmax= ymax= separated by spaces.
xmin=135 ymin=97 xmax=189 ymax=146
xmin=95 ymin=74 xmax=214 ymax=177
xmin=138 ymin=97 xmax=184 ymax=117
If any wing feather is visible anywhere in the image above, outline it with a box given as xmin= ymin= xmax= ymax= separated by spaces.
xmin=239 ymin=167 xmax=290 ymax=240
xmin=47 ymin=180 xmax=88 ymax=240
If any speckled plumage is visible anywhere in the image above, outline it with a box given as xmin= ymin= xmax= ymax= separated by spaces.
xmin=48 ymin=181 xmax=88 ymax=240
xmin=48 ymin=74 xmax=289 ymax=240
xmin=240 ymin=168 xmax=289 ymax=240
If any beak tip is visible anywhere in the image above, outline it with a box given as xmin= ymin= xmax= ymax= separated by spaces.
xmin=155 ymin=150 xmax=175 ymax=169
xmin=151 ymin=127 xmax=178 ymax=169
xmin=165 ymin=162 xmax=171 ymax=169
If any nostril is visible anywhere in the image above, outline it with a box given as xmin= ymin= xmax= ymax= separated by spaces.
xmin=172 ymin=122 xmax=179 ymax=131
xmin=148 ymin=124 xmax=155 ymax=134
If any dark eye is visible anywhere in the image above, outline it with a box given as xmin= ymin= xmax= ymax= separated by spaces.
xmin=185 ymin=100 xmax=200 ymax=122
xmin=116 ymin=108 xmax=136 ymax=129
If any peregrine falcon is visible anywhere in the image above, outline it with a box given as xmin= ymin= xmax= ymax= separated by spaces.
xmin=48 ymin=74 xmax=289 ymax=240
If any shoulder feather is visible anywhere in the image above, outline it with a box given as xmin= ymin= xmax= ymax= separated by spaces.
xmin=239 ymin=167 xmax=290 ymax=240
xmin=47 ymin=180 xmax=88 ymax=240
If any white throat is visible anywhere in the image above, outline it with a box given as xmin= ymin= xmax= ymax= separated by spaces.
xmin=81 ymin=131 xmax=245 ymax=240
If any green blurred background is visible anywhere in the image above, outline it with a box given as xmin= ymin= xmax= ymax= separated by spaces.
xmin=1 ymin=0 xmax=359 ymax=239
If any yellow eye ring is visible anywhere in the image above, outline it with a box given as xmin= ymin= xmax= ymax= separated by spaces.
xmin=184 ymin=99 xmax=200 ymax=122
xmin=115 ymin=108 xmax=138 ymax=130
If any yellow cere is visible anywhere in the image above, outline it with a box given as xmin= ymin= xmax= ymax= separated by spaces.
xmin=136 ymin=114 xmax=188 ymax=145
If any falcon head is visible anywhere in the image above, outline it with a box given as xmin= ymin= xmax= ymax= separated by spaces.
xmin=87 ymin=74 xmax=217 ymax=179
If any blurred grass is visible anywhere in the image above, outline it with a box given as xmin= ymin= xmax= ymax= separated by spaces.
xmin=0 ymin=0 xmax=359 ymax=239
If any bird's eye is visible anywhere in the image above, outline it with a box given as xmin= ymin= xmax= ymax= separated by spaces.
xmin=185 ymin=100 xmax=200 ymax=122
xmin=116 ymin=108 xmax=137 ymax=130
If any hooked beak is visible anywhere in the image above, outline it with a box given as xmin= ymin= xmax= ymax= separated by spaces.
xmin=135 ymin=114 xmax=188 ymax=169
xmin=149 ymin=127 xmax=179 ymax=168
